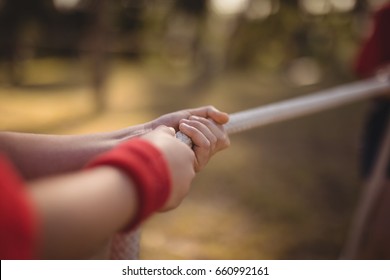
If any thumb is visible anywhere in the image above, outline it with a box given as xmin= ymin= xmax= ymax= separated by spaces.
xmin=209 ymin=109 xmax=229 ymax=125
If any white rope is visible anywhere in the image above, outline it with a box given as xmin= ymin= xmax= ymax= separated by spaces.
xmin=113 ymin=76 xmax=390 ymax=259
xmin=110 ymin=228 xmax=141 ymax=260
xmin=178 ymin=76 xmax=390 ymax=146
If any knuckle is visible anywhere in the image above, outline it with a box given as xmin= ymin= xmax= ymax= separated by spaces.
xmin=220 ymin=134 xmax=230 ymax=148
xmin=224 ymin=136 xmax=231 ymax=147
xmin=210 ymin=134 xmax=217 ymax=146
xmin=203 ymin=138 xmax=211 ymax=149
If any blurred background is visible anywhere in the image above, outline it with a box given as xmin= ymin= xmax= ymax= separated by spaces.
xmin=0 ymin=0 xmax=388 ymax=259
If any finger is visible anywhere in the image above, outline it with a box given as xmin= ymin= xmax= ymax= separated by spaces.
xmin=188 ymin=116 xmax=224 ymax=138
xmin=187 ymin=116 xmax=230 ymax=152
xmin=187 ymin=106 xmax=229 ymax=125
xmin=179 ymin=123 xmax=210 ymax=171
xmin=179 ymin=122 xmax=211 ymax=149
xmin=181 ymin=118 xmax=217 ymax=150
xmin=207 ymin=109 xmax=229 ymax=125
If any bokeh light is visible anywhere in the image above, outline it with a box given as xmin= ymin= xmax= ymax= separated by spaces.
xmin=53 ymin=0 xmax=81 ymax=11
xmin=245 ymin=0 xmax=280 ymax=20
xmin=286 ymin=57 xmax=323 ymax=86
xmin=210 ymin=0 xmax=250 ymax=16
xmin=329 ymin=0 xmax=356 ymax=13
xmin=300 ymin=0 xmax=331 ymax=15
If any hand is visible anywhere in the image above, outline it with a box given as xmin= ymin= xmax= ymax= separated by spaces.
xmin=141 ymin=126 xmax=195 ymax=211
xmin=179 ymin=116 xmax=230 ymax=172
xmin=150 ymin=105 xmax=230 ymax=131
xmin=150 ymin=106 xmax=230 ymax=172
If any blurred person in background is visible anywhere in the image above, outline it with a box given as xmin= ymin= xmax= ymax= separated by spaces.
xmin=354 ymin=1 xmax=390 ymax=179
xmin=352 ymin=1 xmax=390 ymax=259
xmin=0 ymin=106 xmax=230 ymax=259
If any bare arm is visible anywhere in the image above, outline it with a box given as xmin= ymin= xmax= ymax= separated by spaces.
xmin=0 ymin=123 xmax=153 ymax=179
xmin=0 ymin=106 xmax=229 ymax=180
xmin=28 ymin=126 xmax=196 ymax=259
xmin=4 ymin=105 xmax=230 ymax=259
xmin=29 ymin=166 xmax=139 ymax=259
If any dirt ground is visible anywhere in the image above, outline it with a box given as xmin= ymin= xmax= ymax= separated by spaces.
xmin=0 ymin=58 xmax=368 ymax=259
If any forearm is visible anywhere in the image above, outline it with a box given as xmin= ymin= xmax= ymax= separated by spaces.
xmin=0 ymin=124 xmax=152 ymax=179
xmin=0 ymin=105 xmax=229 ymax=179
xmin=29 ymin=167 xmax=138 ymax=259
xmin=25 ymin=133 xmax=174 ymax=260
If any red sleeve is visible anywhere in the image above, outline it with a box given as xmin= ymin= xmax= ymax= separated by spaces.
xmin=354 ymin=3 xmax=390 ymax=78
xmin=0 ymin=154 xmax=39 ymax=259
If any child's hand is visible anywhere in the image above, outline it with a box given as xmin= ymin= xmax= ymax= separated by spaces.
xmin=178 ymin=116 xmax=230 ymax=172
xmin=141 ymin=126 xmax=195 ymax=211
xmin=150 ymin=105 xmax=230 ymax=172
xmin=150 ymin=105 xmax=230 ymax=131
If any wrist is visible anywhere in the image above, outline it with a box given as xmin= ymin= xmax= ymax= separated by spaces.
xmin=85 ymin=138 xmax=171 ymax=231
xmin=109 ymin=123 xmax=154 ymax=143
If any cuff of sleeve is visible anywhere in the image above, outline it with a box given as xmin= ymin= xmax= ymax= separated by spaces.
xmin=0 ymin=154 xmax=39 ymax=259
xmin=85 ymin=138 xmax=171 ymax=232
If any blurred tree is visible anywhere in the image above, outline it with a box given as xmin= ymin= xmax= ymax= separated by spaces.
xmin=0 ymin=0 xmax=378 ymax=99
xmin=0 ymin=0 xmax=112 ymax=112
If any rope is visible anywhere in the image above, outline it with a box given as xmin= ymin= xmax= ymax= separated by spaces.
xmin=178 ymin=77 xmax=390 ymax=145
xmin=110 ymin=228 xmax=141 ymax=260
xmin=113 ymin=76 xmax=390 ymax=259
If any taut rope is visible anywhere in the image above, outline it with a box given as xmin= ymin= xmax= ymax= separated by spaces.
xmin=178 ymin=76 xmax=390 ymax=145
xmin=113 ymin=76 xmax=390 ymax=259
